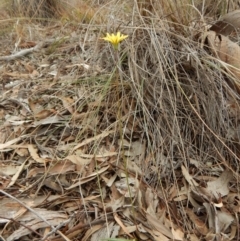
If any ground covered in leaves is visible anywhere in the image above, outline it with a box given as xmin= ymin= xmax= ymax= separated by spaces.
xmin=0 ymin=1 xmax=240 ymax=241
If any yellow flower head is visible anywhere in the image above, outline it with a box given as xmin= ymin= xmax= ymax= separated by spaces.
xmin=101 ymin=31 xmax=128 ymax=49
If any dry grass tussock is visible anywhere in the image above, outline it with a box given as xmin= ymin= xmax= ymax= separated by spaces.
xmin=0 ymin=0 xmax=240 ymax=240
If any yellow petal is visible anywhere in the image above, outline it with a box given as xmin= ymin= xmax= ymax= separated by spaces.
xmin=117 ymin=32 xmax=121 ymax=38
xmin=101 ymin=32 xmax=128 ymax=47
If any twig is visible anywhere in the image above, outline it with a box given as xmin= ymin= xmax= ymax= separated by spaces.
xmin=0 ymin=43 xmax=43 ymax=61
xmin=0 ymin=215 xmax=42 ymax=238
xmin=40 ymin=214 xmax=75 ymax=241
xmin=0 ymin=234 xmax=6 ymax=241
xmin=0 ymin=37 xmax=70 ymax=62
xmin=0 ymin=190 xmax=68 ymax=241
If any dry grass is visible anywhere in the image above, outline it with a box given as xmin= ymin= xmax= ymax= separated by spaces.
xmin=0 ymin=0 xmax=240 ymax=240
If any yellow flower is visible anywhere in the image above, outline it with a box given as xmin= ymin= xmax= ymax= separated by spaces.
xmin=101 ymin=32 xmax=128 ymax=49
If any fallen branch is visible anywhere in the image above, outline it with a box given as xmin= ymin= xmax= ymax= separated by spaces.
xmin=0 ymin=43 xmax=43 ymax=61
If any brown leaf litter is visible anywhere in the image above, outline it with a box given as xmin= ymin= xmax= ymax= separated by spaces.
xmin=0 ymin=3 xmax=240 ymax=241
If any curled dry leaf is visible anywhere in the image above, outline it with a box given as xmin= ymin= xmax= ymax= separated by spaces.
xmin=206 ymin=31 xmax=240 ymax=87
xmin=206 ymin=170 xmax=233 ymax=198
xmin=185 ymin=208 xmax=209 ymax=235
xmin=27 ymin=144 xmax=46 ymax=163
xmin=210 ymin=10 xmax=240 ymax=36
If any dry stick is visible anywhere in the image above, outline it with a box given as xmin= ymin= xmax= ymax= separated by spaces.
xmin=0 ymin=43 xmax=43 ymax=61
xmin=0 ymin=215 xmax=42 ymax=238
xmin=0 ymin=190 xmax=68 ymax=241
xmin=0 ymin=234 xmax=6 ymax=241
xmin=0 ymin=38 xmax=66 ymax=61
xmin=40 ymin=214 xmax=74 ymax=241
